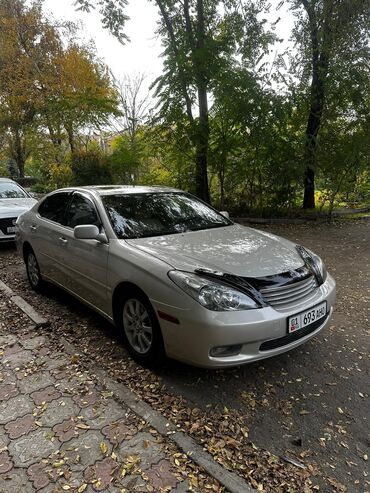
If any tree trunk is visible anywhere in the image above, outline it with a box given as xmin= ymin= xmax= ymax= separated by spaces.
xmin=158 ymin=0 xmax=210 ymax=203
xmin=12 ymin=129 xmax=26 ymax=178
xmin=303 ymin=103 xmax=322 ymax=208
xmin=195 ymin=92 xmax=210 ymax=203
xmin=17 ymin=157 xmax=25 ymax=179
xmin=303 ymin=164 xmax=315 ymax=209
xmin=65 ymin=125 xmax=76 ymax=154
xmin=303 ymin=67 xmax=325 ymax=209
xmin=47 ymin=125 xmax=64 ymax=163
xmin=301 ymin=0 xmax=331 ymax=209
xmin=219 ymin=167 xmax=225 ymax=209
xmin=194 ymin=0 xmax=210 ymax=203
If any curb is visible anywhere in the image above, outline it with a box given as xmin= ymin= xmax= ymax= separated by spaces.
xmin=0 ymin=280 xmax=49 ymax=327
xmin=233 ymin=211 xmax=370 ymax=225
xmin=2 ymin=280 xmax=257 ymax=493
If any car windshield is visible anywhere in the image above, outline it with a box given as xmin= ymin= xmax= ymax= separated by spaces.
xmin=103 ymin=192 xmax=232 ymax=239
xmin=0 ymin=182 xmax=28 ymax=199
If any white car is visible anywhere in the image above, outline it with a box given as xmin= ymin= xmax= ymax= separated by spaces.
xmin=16 ymin=186 xmax=336 ymax=368
xmin=0 ymin=178 xmax=37 ymax=242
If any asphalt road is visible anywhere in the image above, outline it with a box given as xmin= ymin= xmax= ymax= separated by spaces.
xmin=1 ymin=219 xmax=369 ymax=492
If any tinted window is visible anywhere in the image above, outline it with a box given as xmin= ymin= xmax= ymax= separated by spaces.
xmin=0 ymin=182 xmax=28 ymax=199
xmin=38 ymin=193 xmax=70 ymax=224
xmin=65 ymin=194 xmax=100 ymax=229
xmin=103 ymin=192 xmax=232 ymax=239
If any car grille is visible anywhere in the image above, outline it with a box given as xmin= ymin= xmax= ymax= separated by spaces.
xmin=259 ymin=313 xmax=329 ymax=351
xmin=260 ymin=275 xmax=317 ymax=310
xmin=0 ymin=217 xmax=17 ymax=235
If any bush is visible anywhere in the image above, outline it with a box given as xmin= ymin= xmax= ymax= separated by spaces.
xmin=0 ymin=161 xmax=10 ymax=178
xmin=108 ymin=136 xmax=139 ymax=184
xmin=30 ymin=182 xmax=54 ymax=194
xmin=15 ymin=176 xmax=39 ymax=188
xmin=49 ymin=163 xmax=74 ymax=189
xmin=71 ymin=149 xmax=112 ymax=186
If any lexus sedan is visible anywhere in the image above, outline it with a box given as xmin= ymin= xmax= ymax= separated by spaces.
xmin=0 ymin=178 xmax=37 ymax=242
xmin=16 ymin=186 xmax=336 ymax=368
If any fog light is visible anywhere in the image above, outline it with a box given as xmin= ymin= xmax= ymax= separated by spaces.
xmin=210 ymin=344 xmax=242 ymax=357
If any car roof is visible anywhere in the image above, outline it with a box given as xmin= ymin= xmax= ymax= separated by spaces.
xmin=0 ymin=177 xmax=15 ymax=183
xmin=56 ymin=185 xmax=183 ymax=196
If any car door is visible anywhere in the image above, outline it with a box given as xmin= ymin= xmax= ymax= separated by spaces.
xmin=30 ymin=191 xmax=72 ymax=284
xmin=59 ymin=192 xmax=110 ymax=313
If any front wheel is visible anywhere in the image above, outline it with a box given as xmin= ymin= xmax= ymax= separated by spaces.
xmin=120 ymin=292 xmax=165 ymax=366
xmin=25 ymin=249 xmax=44 ymax=292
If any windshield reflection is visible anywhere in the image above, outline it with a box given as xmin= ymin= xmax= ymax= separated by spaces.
xmin=103 ymin=192 xmax=232 ymax=239
xmin=0 ymin=183 xmax=27 ymax=199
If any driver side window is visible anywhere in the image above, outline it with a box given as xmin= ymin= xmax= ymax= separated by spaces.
xmin=66 ymin=194 xmax=101 ymax=229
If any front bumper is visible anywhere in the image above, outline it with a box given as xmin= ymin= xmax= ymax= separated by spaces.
xmin=153 ymin=274 xmax=336 ymax=368
xmin=0 ymin=233 xmax=15 ymax=242
xmin=0 ymin=217 xmax=17 ymax=242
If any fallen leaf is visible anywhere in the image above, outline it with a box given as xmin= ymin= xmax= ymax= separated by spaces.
xmin=76 ymin=423 xmax=90 ymax=430
xmin=100 ymin=442 xmax=108 ymax=455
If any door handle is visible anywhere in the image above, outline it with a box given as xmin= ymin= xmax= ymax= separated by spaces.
xmin=59 ymin=237 xmax=68 ymax=244
xmin=30 ymin=225 xmax=37 ymax=231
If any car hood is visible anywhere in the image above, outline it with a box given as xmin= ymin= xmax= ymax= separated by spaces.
xmin=126 ymin=224 xmax=304 ymax=277
xmin=0 ymin=198 xmax=37 ymax=218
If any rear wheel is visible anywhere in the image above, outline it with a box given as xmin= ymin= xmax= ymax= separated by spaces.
xmin=119 ymin=290 xmax=165 ymax=366
xmin=25 ymin=249 xmax=44 ymax=291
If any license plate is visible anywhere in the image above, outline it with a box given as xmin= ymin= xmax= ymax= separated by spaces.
xmin=7 ymin=227 xmax=16 ymax=234
xmin=288 ymin=301 xmax=327 ymax=333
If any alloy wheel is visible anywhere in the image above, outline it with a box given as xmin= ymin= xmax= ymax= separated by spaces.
xmin=123 ymin=298 xmax=153 ymax=354
xmin=27 ymin=252 xmax=40 ymax=288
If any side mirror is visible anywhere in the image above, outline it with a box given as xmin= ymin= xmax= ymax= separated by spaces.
xmin=220 ymin=211 xmax=230 ymax=219
xmin=74 ymin=225 xmax=108 ymax=244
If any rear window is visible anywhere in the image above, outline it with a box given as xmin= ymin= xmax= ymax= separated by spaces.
xmin=38 ymin=193 xmax=71 ymax=225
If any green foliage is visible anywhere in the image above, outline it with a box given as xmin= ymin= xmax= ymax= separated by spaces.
xmin=287 ymin=0 xmax=370 ymax=207
xmin=1 ymin=0 xmax=369 ymax=216
xmin=0 ymin=160 xmax=10 ymax=178
xmin=108 ymin=135 xmax=141 ymax=184
xmin=24 ymin=129 xmax=63 ymax=178
xmin=70 ymin=148 xmax=111 ymax=186
xmin=49 ymin=163 xmax=74 ymax=189
xmin=354 ymin=171 xmax=370 ymax=204
xmin=75 ymin=0 xmax=129 ymax=44
xmin=30 ymin=182 xmax=54 ymax=194
xmin=142 ymin=122 xmax=195 ymax=189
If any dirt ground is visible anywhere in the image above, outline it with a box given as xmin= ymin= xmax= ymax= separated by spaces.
xmin=1 ymin=219 xmax=369 ymax=493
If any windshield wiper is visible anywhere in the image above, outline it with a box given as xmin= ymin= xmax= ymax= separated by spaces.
xmin=189 ymin=222 xmax=230 ymax=232
xmin=125 ymin=222 xmax=231 ymax=239
xmin=126 ymin=230 xmax=181 ymax=239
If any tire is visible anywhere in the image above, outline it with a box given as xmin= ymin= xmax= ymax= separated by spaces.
xmin=118 ymin=289 xmax=165 ymax=367
xmin=25 ymin=248 xmax=44 ymax=292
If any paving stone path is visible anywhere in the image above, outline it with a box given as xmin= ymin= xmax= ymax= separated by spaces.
xmin=0 ymin=329 xmax=217 ymax=492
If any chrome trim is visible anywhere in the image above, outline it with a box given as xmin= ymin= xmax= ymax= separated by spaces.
xmin=260 ymin=276 xmax=317 ymax=309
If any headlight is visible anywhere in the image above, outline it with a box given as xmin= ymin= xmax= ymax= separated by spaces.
xmin=168 ymin=271 xmax=259 ymax=311
xmin=296 ymin=246 xmax=327 ymax=286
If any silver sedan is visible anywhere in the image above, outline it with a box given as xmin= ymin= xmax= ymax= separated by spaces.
xmin=0 ymin=178 xmax=37 ymax=242
xmin=16 ymin=186 xmax=336 ymax=368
